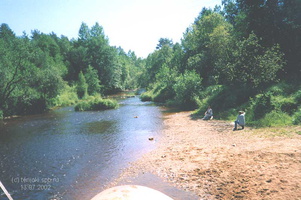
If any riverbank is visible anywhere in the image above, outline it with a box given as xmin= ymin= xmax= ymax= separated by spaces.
xmin=110 ymin=111 xmax=301 ymax=199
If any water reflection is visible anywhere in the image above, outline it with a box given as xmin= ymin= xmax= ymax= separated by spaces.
xmin=0 ymin=96 xmax=163 ymax=200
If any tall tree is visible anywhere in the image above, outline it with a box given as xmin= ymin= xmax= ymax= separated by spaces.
xmin=77 ymin=71 xmax=88 ymax=98
xmin=223 ymin=0 xmax=301 ymax=77
xmin=85 ymin=65 xmax=102 ymax=95
xmin=0 ymin=29 xmax=35 ymax=113
xmin=0 ymin=23 xmax=15 ymax=42
xmin=156 ymin=38 xmax=173 ymax=49
xmin=90 ymin=22 xmax=105 ymax=38
xmin=78 ymin=22 xmax=90 ymax=43
xmin=182 ymin=12 xmax=232 ymax=85
xmin=222 ymin=33 xmax=284 ymax=88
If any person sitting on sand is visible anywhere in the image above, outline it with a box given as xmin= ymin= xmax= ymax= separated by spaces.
xmin=203 ymin=106 xmax=213 ymax=120
xmin=233 ymin=111 xmax=245 ymax=131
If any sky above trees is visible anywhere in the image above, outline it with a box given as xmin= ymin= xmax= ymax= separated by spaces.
xmin=0 ymin=0 xmax=221 ymax=58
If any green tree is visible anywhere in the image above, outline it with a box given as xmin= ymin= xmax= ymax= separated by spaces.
xmin=31 ymin=31 xmax=67 ymax=76
xmin=34 ymin=66 xmax=64 ymax=101
xmin=77 ymin=71 xmax=88 ymax=98
xmin=66 ymin=22 xmax=144 ymax=93
xmin=156 ymin=38 xmax=173 ymax=49
xmin=222 ymin=33 xmax=284 ymax=88
xmin=85 ymin=66 xmax=102 ymax=95
xmin=153 ymin=64 xmax=178 ymax=101
xmin=0 ymin=30 xmax=35 ymax=115
xmin=0 ymin=23 xmax=15 ymax=43
xmin=222 ymin=0 xmax=301 ymax=78
xmin=0 ymin=22 xmax=146 ymax=116
xmin=90 ymin=22 xmax=105 ymax=38
xmin=173 ymin=70 xmax=202 ymax=109
xmin=0 ymin=24 xmax=66 ymax=115
xmin=145 ymin=43 xmax=174 ymax=85
xmin=182 ymin=12 xmax=232 ymax=85
xmin=81 ymin=23 xmax=123 ymax=92
xmin=170 ymin=43 xmax=184 ymax=73
xmin=67 ymin=46 xmax=88 ymax=81
xmin=78 ymin=22 xmax=91 ymax=43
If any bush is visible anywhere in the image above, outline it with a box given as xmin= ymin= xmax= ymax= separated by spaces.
xmin=195 ymin=85 xmax=251 ymax=119
xmin=249 ymin=93 xmax=274 ymax=121
xmin=0 ymin=110 xmax=3 ymax=119
xmin=267 ymin=82 xmax=294 ymax=96
xmin=77 ymin=71 xmax=88 ymax=99
xmin=140 ymin=82 xmax=176 ymax=103
xmin=294 ymin=90 xmax=301 ymax=104
xmin=271 ymin=96 xmax=297 ymax=115
xmin=173 ymin=70 xmax=202 ymax=109
xmin=140 ymin=91 xmax=153 ymax=101
xmin=199 ymin=85 xmax=224 ymax=99
xmin=153 ymin=86 xmax=175 ymax=103
xmin=224 ymin=34 xmax=284 ymax=88
xmin=75 ymin=97 xmax=118 ymax=111
xmin=75 ymin=101 xmax=90 ymax=111
xmin=53 ymin=85 xmax=79 ymax=107
xmin=292 ymin=109 xmax=301 ymax=125
xmin=208 ymin=88 xmax=237 ymax=111
xmin=92 ymin=98 xmax=118 ymax=110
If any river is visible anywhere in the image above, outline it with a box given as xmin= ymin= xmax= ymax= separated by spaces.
xmin=0 ymin=95 xmax=167 ymax=200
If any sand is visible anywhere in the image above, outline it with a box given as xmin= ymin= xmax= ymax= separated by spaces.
xmin=110 ymin=111 xmax=301 ymax=199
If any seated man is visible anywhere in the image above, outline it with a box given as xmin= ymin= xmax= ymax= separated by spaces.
xmin=203 ymin=106 xmax=213 ymax=120
xmin=233 ymin=111 xmax=245 ymax=130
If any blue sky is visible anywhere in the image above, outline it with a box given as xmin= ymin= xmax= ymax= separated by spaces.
xmin=0 ymin=0 xmax=221 ymax=58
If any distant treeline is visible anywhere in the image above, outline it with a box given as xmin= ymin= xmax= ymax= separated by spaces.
xmin=0 ymin=22 xmax=145 ymax=117
xmin=1 ymin=0 xmax=301 ymax=126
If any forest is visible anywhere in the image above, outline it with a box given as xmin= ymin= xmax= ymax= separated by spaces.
xmin=0 ymin=21 xmax=144 ymax=116
xmin=1 ymin=0 xmax=301 ymax=127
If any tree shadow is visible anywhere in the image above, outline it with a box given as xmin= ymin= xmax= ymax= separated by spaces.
xmin=190 ymin=112 xmax=202 ymax=120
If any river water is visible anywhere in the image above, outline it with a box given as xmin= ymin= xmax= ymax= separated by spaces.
xmin=0 ymin=96 xmax=165 ymax=200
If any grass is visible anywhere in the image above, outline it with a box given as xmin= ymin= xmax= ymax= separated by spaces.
xmin=74 ymin=96 xmax=118 ymax=111
xmin=246 ymin=126 xmax=301 ymax=138
xmin=255 ymin=111 xmax=293 ymax=127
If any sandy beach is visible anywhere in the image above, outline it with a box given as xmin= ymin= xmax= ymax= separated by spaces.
xmin=109 ymin=111 xmax=301 ymax=199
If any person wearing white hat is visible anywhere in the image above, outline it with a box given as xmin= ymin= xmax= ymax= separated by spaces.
xmin=233 ymin=111 xmax=245 ymax=131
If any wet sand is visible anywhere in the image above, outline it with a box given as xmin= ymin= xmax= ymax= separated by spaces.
xmin=109 ymin=111 xmax=301 ymax=199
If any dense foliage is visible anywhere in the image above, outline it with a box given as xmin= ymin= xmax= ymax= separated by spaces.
xmin=141 ymin=0 xmax=301 ymax=126
xmin=0 ymin=23 xmax=143 ymax=117
xmin=1 ymin=0 xmax=301 ymax=127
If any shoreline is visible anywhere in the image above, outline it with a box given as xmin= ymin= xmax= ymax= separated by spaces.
xmin=109 ymin=111 xmax=301 ymax=199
